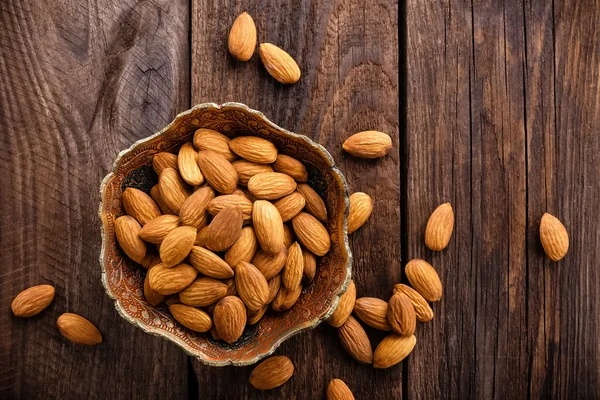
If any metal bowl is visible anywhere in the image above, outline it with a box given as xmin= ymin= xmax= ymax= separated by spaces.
xmin=99 ymin=102 xmax=352 ymax=366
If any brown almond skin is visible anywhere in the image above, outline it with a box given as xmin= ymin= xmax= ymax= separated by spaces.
xmin=540 ymin=212 xmax=569 ymax=261
xmin=327 ymin=379 xmax=355 ymax=400
xmin=353 ymin=297 xmax=392 ymax=331
xmin=338 ymin=315 xmax=373 ymax=364
xmin=214 ymin=296 xmax=247 ymax=344
xmin=393 ymin=284 xmax=433 ymax=322
xmin=342 ymin=130 xmax=392 ymax=159
xmin=283 ymin=224 xmax=296 ymax=248
xmin=271 ymin=285 xmax=302 ymax=312
xmin=179 ymin=186 xmax=215 ymax=229
xmin=259 ymin=43 xmax=301 ymax=85
xmin=235 ymin=262 xmax=270 ymax=311
xmin=424 ymin=202 xmax=454 ymax=251
xmin=158 ymin=167 xmax=190 ymax=214
xmin=169 ymin=304 xmax=212 ymax=333
xmin=301 ymin=247 xmax=317 ymax=283
xmin=144 ymin=265 xmax=165 ymax=306
xmin=115 ymin=215 xmax=146 ymax=264
xmin=11 ymin=285 xmax=55 ymax=318
xmin=247 ymin=305 xmax=268 ymax=325
xmin=150 ymin=184 xmax=175 ymax=214
xmin=249 ymin=355 xmax=294 ymax=390
xmin=388 ymin=292 xmax=417 ymax=336
xmin=159 ymin=226 xmax=197 ymax=267
xmin=56 ymin=313 xmax=102 ymax=346
xmin=194 ymin=225 xmax=211 ymax=246
xmin=225 ymin=226 xmax=259 ymax=268
xmin=207 ymin=194 xmax=253 ymax=222
xmin=252 ymin=248 xmax=288 ymax=280
xmin=296 ymin=183 xmax=327 ymax=222
xmin=178 ymin=142 xmax=204 ymax=186
xmin=188 ymin=246 xmax=234 ymax=279
xmin=373 ymin=334 xmax=417 ymax=369
xmin=225 ymin=278 xmax=237 ymax=296
xmin=232 ymin=160 xmax=274 ymax=186
xmin=282 ymin=242 xmax=303 ymax=290
xmin=253 ymin=200 xmax=285 ymax=255
xmin=228 ymin=12 xmax=257 ymax=61
xmin=347 ymin=192 xmax=373 ymax=234
xmin=273 ymin=192 xmax=306 ymax=222
xmin=139 ymin=214 xmax=181 ymax=244
xmin=266 ymin=274 xmax=282 ymax=303
xmin=148 ymin=263 xmax=197 ymax=295
xmin=122 ymin=187 xmax=161 ymax=226
xmin=229 ymin=136 xmax=278 ymax=164
xmin=405 ymin=259 xmax=443 ymax=302
xmin=291 ymin=212 xmax=331 ymax=256
xmin=272 ymin=154 xmax=308 ymax=182
xmin=247 ymin=172 xmax=297 ymax=200
xmin=327 ymin=280 xmax=356 ymax=327
xmin=152 ymin=152 xmax=178 ymax=175
xmin=193 ymin=129 xmax=236 ymax=161
xmin=179 ymin=277 xmax=227 ymax=307
xmin=197 ymin=150 xmax=239 ymax=194
xmin=205 ymin=206 xmax=244 ymax=252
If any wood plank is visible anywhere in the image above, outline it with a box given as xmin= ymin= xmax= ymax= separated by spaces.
xmin=0 ymin=0 xmax=190 ymax=398
xmin=191 ymin=0 xmax=400 ymax=398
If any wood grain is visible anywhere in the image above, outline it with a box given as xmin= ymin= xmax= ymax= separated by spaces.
xmin=0 ymin=0 xmax=190 ymax=398
xmin=191 ymin=0 xmax=400 ymax=398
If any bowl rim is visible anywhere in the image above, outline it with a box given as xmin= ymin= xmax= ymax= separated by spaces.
xmin=98 ymin=102 xmax=353 ymax=366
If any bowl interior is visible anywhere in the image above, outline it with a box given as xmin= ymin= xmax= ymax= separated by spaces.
xmin=99 ymin=102 xmax=351 ymax=366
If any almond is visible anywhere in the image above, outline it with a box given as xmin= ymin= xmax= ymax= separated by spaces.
xmin=247 ymin=305 xmax=268 ymax=325
xmin=232 ymin=160 xmax=274 ymax=186
xmin=144 ymin=265 xmax=164 ymax=306
xmin=327 ymin=279 xmax=356 ymax=328
xmin=153 ymin=152 xmax=178 ymax=175
xmin=231 ymin=187 xmax=247 ymax=197
xmin=150 ymin=184 xmax=175 ymax=214
xmin=56 ymin=313 xmax=102 ymax=346
xmin=424 ymin=202 xmax=454 ymax=251
xmin=387 ymin=292 xmax=416 ymax=336
xmin=205 ymin=205 xmax=244 ymax=252
xmin=122 ymin=187 xmax=161 ymax=226
xmin=347 ymin=192 xmax=373 ymax=234
xmin=271 ymin=284 xmax=302 ymax=312
xmin=179 ymin=277 xmax=227 ymax=307
xmin=373 ymin=334 xmax=416 ymax=369
xmin=210 ymin=326 xmax=221 ymax=340
xmin=248 ymin=172 xmax=297 ymax=200
xmin=327 ymin=379 xmax=355 ymax=400
xmin=213 ymin=296 xmax=246 ymax=343
xmin=193 ymin=129 xmax=236 ymax=161
xmin=197 ymin=150 xmax=239 ymax=194
xmin=253 ymin=200 xmax=285 ymax=254
xmin=249 ymin=355 xmax=294 ymax=390
xmin=282 ymin=242 xmax=303 ymax=290
xmin=169 ymin=304 xmax=212 ymax=333
xmin=540 ymin=212 xmax=569 ymax=261
xmin=338 ymin=315 xmax=373 ymax=364
xmin=179 ymin=186 xmax=215 ymax=229
xmin=159 ymin=226 xmax=196 ymax=267
xmin=207 ymin=194 xmax=253 ymax=221
xmin=139 ymin=214 xmax=181 ymax=244
xmin=235 ymin=261 xmax=270 ymax=310
xmin=301 ymin=247 xmax=317 ymax=283
xmin=225 ymin=226 xmax=259 ymax=267
xmin=296 ymin=183 xmax=327 ymax=222
xmin=342 ymin=130 xmax=392 ymax=159
xmin=272 ymin=154 xmax=308 ymax=182
xmin=188 ymin=246 xmax=234 ymax=279
xmin=148 ymin=263 xmax=197 ymax=295
xmin=252 ymin=248 xmax=288 ymax=279
xmin=273 ymin=192 xmax=306 ymax=222
xmin=158 ymin=167 xmax=190 ymax=214
xmin=225 ymin=278 xmax=237 ymax=296
xmin=229 ymin=136 xmax=278 ymax=164
xmin=405 ymin=259 xmax=442 ymax=302
xmin=266 ymin=274 xmax=281 ymax=303
xmin=177 ymin=142 xmax=204 ymax=186
xmin=11 ymin=285 xmax=55 ymax=318
xmin=259 ymin=43 xmax=301 ymax=84
xmin=291 ymin=212 xmax=331 ymax=256
xmin=228 ymin=12 xmax=257 ymax=61
xmin=353 ymin=297 xmax=392 ymax=331
xmin=194 ymin=225 xmax=211 ymax=246
xmin=283 ymin=224 xmax=295 ymax=248
xmin=115 ymin=215 xmax=146 ymax=263
xmin=393 ymin=284 xmax=433 ymax=322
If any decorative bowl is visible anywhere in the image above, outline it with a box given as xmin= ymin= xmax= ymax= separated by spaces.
xmin=99 ymin=102 xmax=352 ymax=366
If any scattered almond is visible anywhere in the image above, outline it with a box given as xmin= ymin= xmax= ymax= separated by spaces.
xmin=327 ymin=379 xmax=355 ymax=400
xmin=179 ymin=277 xmax=228 ymax=307
xmin=253 ymin=200 xmax=285 ymax=254
xmin=152 ymin=152 xmax=178 ymax=175
xmin=148 ymin=263 xmax=197 ymax=295
xmin=282 ymin=224 xmax=295 ymax=248
xmin=122 ymin=187 xmax=161 ymax=226
xmin=252 ymin=248 xmax=288 ymax=279
xmin=229 ymin=136 xmax=278 ymax=164
xmin=282 ymin=242 xmax=303 ymax=290
xmin=169 ymin=304 xmax=212 ymax=333
xmin=405 ymin=259 xmax=442 ymax=302
xmin=272 ymin=154 xmax=308 ymax=182
xmin=205 ymin=206 xmax=244 ymax=252
xmin=273 ymin=192 xmax=306 ymax=222
xmin=327 ymin=279 xmax=356 ymax=328
xmin=56 ymin=313 xmax=102 ymax=346
xmin=194 ymin=225 xmax=211 ymax=246
xmin=259 ymin=43 xmax=301 ymax=84
xmin=373 ymin=334 xmax=416 ymax=369
xmin=179 ymin=185 xmax=215 ymax=229
xmin=387 ymin=292 xmax=416 ymax=336
xmin=292 ymin=212 xmax=331 ymax=256
xmin=150 ymin=184 xmax=174 ymax=214
xmin=144 ymin=265 xmax=165 ymax=306
xmin=338 ymin=315 xmax=373 ymax=364
xmin=11 ymin=284 xmax=55 ymax=318
xmin=247 ymin=305 xmax=268 ymax=325
xmin=393 ymin=284 xmax=433 ymax=322
xmin=225 ymin=226 xmax=259 ymax=268
xmin=232 ymin=160 xmax=274 ymax=185
xmin=249 ymin=355 xmax=294 ymax=390
xmin=266 ymin=274 xmax=282 ymax=304
xmin=540 ymin=212 xmax=569 ymax=261
xmin=271 ymin=284 xmax=302 ymax=312
xmin=301 ymin=247 xmax=317 ymax=283
xmin=159 ymin=167 xmax=190 ymax=214
xmin=425 ymin=202 xmax=454 ymax=251
xmin=353 ymin=297 xmax=392 ymax=331
xmin=347 ymin=192 xmax=373 ymax=234
xmin=235 ymin=261 xmax=270 ymax=311
xmin=188 ymin=246 xmax=234 ymax=279
xmin=296 ymin=183 xmax=327 ymax=222
xmin=139 ymin=214 xmax=181 ymax=244
xmin=115 ymin=215 xmax=146 ymax=263
xmin=342 ymin=130 xmax=392 ymax=159
xmin=228 ymin=12 xmax=257 ymax=61
xmin=213 ymin=296 xmax=247 ymax=344
xmin=178 ymin=142 xmax=204 ymax=186
xmin=197 ymin=150 xmax=239 ymax=194
xmin=207 ymin=194 xmax=253 ymax=222
xmin=159 ymin=226 xmax=196 ymax=267
xmin=193 ymin=129 xmax=236 ymax=161
xmin=248 ymin=172 xmax=297 ymax=200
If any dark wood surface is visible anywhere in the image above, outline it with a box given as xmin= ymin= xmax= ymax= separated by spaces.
xmin=1 ymin=0 xmax=598 ymax=399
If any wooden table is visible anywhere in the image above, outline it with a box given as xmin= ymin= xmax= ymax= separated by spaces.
xmin=2 ymin=0 xmax=599 ymax=398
